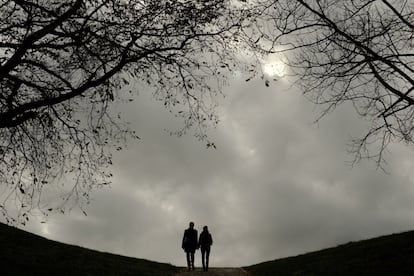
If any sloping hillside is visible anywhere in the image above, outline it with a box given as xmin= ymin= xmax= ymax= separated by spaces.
xmin=245 ymin=230 xmax=414 ymax=276
xmin=0 ymin=222 xmax=179 ymax=276
xmin=3 ymin=221 xmax=414 ymax=276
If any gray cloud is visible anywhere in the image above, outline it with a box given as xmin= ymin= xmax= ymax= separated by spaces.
xmin=23 ymin=76 xmax=414 ymax=267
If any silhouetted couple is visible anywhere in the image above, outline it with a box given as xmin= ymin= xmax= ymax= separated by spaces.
xmin=182 ymin=222 xmax=213 ymax=272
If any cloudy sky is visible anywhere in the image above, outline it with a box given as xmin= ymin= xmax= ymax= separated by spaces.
xmin=21 ymin=63 xmax=414 ymax=267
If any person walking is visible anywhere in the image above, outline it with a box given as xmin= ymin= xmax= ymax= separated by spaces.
xmin=199 ymin=225 xmax=213 ymax=272
xmin=182 ymin=222 xmax=198 ymax=271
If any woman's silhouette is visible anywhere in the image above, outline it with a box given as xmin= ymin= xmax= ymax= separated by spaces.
xmin=199 ymin=225 xmax=213 ymax=272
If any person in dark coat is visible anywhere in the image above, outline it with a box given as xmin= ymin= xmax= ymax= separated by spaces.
xmin=198 ymin=225 xmax=213 ymax=272
xmin=182 ymin=222 xmax=198 ymax=271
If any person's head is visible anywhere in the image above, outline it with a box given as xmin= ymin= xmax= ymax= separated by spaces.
xmin=189 ymin=222 xmax=194 ymax=229
xmin=203 ymin=225 xmax=208 ymax=232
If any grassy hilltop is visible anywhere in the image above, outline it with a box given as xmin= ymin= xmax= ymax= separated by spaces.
xmin=0 ymin=222 xmax=179 ymax=276
xmin=245 ymin=230 xmax=414 ymax=276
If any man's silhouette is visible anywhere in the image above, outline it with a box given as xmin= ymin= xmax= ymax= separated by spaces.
xmin=199 ymin=225 xmax=213 ymax=272
xmin=182 ymin=222 xmax=198 ymax=271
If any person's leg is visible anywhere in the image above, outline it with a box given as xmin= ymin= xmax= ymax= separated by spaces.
xmin=205 ymin=247 xmax=211 ymax=271
xmin=186 ymin=251 xmax=191 ymax=271
xmin=190 ymin=251 xmax=195 ymax=270
xmin=201 ymin=248 xmax=206 ymax=271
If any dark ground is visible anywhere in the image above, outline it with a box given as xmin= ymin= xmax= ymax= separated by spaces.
xmin=175 ymin=267 xmax=248 ymax=276
xmin=2 ymin=222 xmax=414 ymax=275
xmin=0 ymin=222 xmax=178 ymax=276
xmin=245 ymin=230 xmax=414 ymax=276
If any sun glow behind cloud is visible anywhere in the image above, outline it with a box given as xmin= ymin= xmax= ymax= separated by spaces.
xmin=262 ymin=60 xmax=286 ymax=77
xmin=261 ymin=54 xmax=287 ymax=77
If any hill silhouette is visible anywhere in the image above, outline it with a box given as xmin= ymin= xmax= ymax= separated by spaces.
xmin=0 ymin=222 xmax=178 ymax=276
xmin=2 ymin=222 xmax=414 ymax=275
xmin=245 ymin=230 xmax=414 ymax=275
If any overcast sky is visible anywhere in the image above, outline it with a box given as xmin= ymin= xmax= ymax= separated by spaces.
xmin=21 ymin=68 xmax=414 ymax=267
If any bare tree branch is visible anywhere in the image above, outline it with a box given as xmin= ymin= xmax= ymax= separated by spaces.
xmin=0 ymin=0 xmax=253 ymax=223
xmin=255 ymin=0 xmax=414 ymax=166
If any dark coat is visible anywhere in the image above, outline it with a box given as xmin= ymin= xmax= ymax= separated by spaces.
xmin=199 ymin=230 xmax=213 ymax=249
xmin=182 ymin=228 xmax=198 ymax=252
